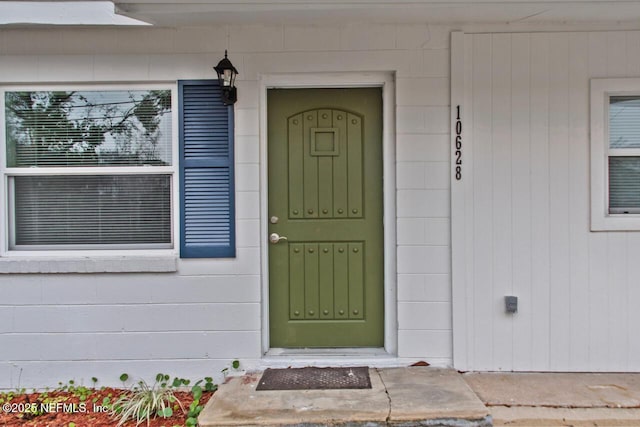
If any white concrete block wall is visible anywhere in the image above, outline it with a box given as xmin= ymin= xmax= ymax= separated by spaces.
xmin=0 ymin=23 xmax=453 ymax=389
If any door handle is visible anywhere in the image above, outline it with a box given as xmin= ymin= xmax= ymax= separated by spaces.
xmin=269 ymin=233 xmax=288 ymax=244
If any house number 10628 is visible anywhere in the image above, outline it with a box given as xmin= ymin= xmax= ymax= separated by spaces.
xmin=455 ymin=105 xmax=462 ymax=180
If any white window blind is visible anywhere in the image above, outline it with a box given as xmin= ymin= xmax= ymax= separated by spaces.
xmin=610 ymin=96 xmax=640 ymax=149
xmin=4 ymin=88 xmax=174 ymax=250
xmin=608 ymin=96 xmax=640 ymax=214
xmin=12 ymin=175 xmax=171 ymax=248
xmin=609 ymin=157 xmax=640 ymax=213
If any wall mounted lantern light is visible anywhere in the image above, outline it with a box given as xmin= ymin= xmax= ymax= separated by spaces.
xmin=214 ymin=50 xmax=239 ymax=105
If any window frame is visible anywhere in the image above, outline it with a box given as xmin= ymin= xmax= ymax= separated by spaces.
xmin=591 ymin=77 xmax=640 ymax=231
xmin=0 ymin=82 xmax=180 ymax=257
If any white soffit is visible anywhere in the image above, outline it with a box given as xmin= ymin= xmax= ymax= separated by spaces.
xmin=111 ymin=0 xmax=640 ymax=25
xmin=0 ymin=1 xmax=149 ymax=26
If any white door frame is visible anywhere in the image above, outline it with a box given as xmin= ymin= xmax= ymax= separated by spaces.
xmin=258 ymin=72 xmax=398 ymax=357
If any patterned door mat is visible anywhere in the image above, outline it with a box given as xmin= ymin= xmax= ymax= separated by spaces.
xmin=256 ymin=366 xmax=371 ymax=391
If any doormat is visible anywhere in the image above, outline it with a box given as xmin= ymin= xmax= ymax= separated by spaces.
xmin=256 ymin=366 xmax=371 ymax=391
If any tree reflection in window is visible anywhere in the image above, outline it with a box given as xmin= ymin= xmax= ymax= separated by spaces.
xmin=5 ymin=90 xmax=172 ymax=167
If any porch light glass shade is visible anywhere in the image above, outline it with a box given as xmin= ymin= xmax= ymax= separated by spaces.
xmin=214 ymin=50 xmax=239 ymax=105
xmin=221 ymin=69 xmax=234 ymax=87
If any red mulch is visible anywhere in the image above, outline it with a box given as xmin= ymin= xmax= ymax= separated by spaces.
xmin=0 ymin=387 xmax=214 ymax=426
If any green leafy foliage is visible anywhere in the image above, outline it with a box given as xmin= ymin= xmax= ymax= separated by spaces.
xmin=56 ymin=380 xmax=92 ymax=402
xmin=0 ymin=391 xmax=16 ymax=405
xmin=172 ymin=377 xmax=190 ymax=388
xmin=184 ymin=376 xmax=217 ymax=426
xmin=222 ymin=359 xmax=242 ymax=377
xmin=1 ymin=372 xmax=218 ymax=426
xmin=109 ymin=373 xmax=217 ymax=427
xmin=20 ymin=392 xmax=68 ymax=419
xmin=204 ymin=377 xmax=216 ymax=392
xmin=110 ymin=374 xmax=184 ymax=427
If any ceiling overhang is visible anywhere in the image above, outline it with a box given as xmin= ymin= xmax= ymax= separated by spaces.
xmin=111 ymin=0 xmax=640 ymax=26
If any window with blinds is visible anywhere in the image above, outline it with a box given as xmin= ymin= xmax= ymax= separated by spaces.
xmin=608 ymin=96 xmax=640 ymax=214
xmin=3 ymin=87 xmax=174 ymax=250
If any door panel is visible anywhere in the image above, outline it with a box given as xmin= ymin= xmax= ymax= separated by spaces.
xmin=287 ymin=110 xmax=364 ymax=220
xmin=268 ymin=88 xmax=383 ymax=348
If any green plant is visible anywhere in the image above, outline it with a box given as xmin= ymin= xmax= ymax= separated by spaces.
xmin=0 ymin=390 xmax=15 ymax=405
xmin=184 ymin=377 xmax=217 ymax=426
xmin=221 ymin=359 xmax=241 ymax=377
xmin=56 ymin=380 xmax=92 ymax=402
xmin=110 ymin=373 xmax=184 ymax=427
xmin=21 ymin=392 xmax=69 ymax=419
xmin=203 ymin=377 xmax=217 ymax=393
xmin=119 ymin=373 xmax=129 ymax=387
xmin=0 ymin=383 xmax=30 ymax=406
xmin=1 ymin=372 xmax=218 ymax=426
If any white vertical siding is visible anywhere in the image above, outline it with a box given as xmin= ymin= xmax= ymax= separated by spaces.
xmin=491 ymin=33 xmax=513 ymax=371
xmin=472 ymin=34 xmax=494 ymax=369
xmin=454 ymin=31 xmax=640 ymax=372
xmin=567 ymin=32 xmax=590 ymax=371
xmin=529 ymin=33 xmax=552 ymax=371
xmin=510 ymin=33 xmax=533 ymax=371
xmin=548 ymin=33 xmax=571 ymax=371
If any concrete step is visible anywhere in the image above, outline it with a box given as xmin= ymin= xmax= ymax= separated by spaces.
xmin=199 ymin=367 xmax=491 ymax=426
xmin=490 ymin=406 xmax=640 ymax=426
xmin=463 ymin=372 xmax=640 ymax=427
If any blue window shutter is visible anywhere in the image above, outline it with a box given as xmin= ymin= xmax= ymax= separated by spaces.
xmin=179 ymin=80 xmax=235 ymax=258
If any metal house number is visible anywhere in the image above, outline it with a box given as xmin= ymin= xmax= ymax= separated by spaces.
xmin=455 ymin=105 xmax=462 ymax=181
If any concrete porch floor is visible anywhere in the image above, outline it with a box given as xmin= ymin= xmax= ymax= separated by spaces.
xmin=199 ymin=368 xmax=640 ymax=427
xmin=464 ymin=372 xmax=640 ymax=426
xmin=199 ymin=367 xmax=491 ymax=426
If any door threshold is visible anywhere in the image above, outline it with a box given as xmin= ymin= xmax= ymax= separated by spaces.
xmin=267 ymin=348 xmax=389 ymax=357
xmin=261 ymin=348 xmax=402 ymax=369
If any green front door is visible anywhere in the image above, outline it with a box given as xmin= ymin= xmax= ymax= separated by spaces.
xmin=268 ymin=88 xmax=384 ymax=348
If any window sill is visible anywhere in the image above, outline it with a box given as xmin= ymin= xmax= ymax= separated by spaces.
xmin=0 ymin=256 xmax=177 ymax=274
xmin=591 ymin=213 xmax=640 ymax=231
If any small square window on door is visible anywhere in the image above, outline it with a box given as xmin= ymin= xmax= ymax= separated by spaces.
xmin=310 ymin=128 xmax=340 ymax=156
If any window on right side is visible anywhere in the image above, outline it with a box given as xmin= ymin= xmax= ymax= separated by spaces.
xmin=591 ymin=78 xmax=640 ymax=230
